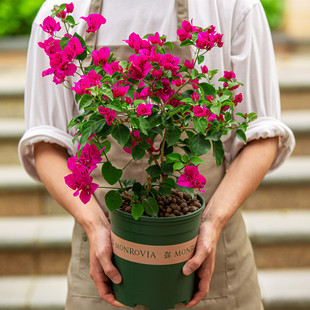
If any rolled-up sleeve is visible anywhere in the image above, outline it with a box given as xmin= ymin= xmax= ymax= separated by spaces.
xmin=223 ymin=2 xmax=295 ymax=171
xmin=18 ymin=21 xmax=79 ymax=182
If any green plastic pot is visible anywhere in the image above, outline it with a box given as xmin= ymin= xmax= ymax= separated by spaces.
xmin=110 ymin=195 xmax=205 ymax=310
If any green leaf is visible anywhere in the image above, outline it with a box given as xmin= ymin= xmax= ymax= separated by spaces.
xmin=105 ymin=190 xmax=123 ymax=212
xmin=235 ymin=129 xmax=247 ymax=144
xmin=60 ymin=37 xmax=69 ymax=49
xmin=101 ymin=162 xmax=122 ymax=185
xmin=197 ymin=55 xmax=204 ymax=65
xmin=181 ymin=154 xmax=190 ymax=163
xmin=166 ymin=153 xmax=182 ymax=163
xmin=164 ymin=41 xmax=174 ymax=51
xmin=161 ymin=162 xmax=174 ymax=175
xmin=146 ymin=165 xmax=161 ymax=177
xmin=159 ymin=185 xmax=171 ymax=197
xmin=130 ymin=117 xmax=140 ymax=129
xmin=212 ymin=140 xmax=225 ymax=167
xmin=176 ymin=185 xmax=195 ymax=198
xmin=190 ymin=156 xmax=206 ymax=165
xmin=173 ymin=161 xmax=186 ymax=171
xmin=165 ymin=125 xmax=181 ymax=147
xmin=73 ymin=33 xmax=87 ymax=61
xmin=101 ymin=88 xmax=113 ymax=100
xmin=138 ymin=117 xmax=150 ymax=135
xmin=132 ymin=145 xmax=145 ymax=161
xmin=190 ymin=134 xmax=211 ymax=156
xmin=108 ymin=100 xmax=123 ymax=112
xmin=79 ymin=95 xmax=93 ymax=110
xmin=65 ymin=15 xmax=75 ymax=26
xmin=101 ymin=140 xmax=111 ymax=153
xmin=164 ymin=177 xmax=177 ymax=188
xmin=193 ymin=118 xmax=208 ymax=133
xmin=210 ymin=105 xmax=221 ymax=116
xmin=131 ymin=204 xmax=144 ymax=220
xmin=111 ymin=124 xmax=130 ymax=147
xmin=142 ymin=197 xmax=159 ymax=217
xmin=198 ymin=83 xmax=216 ymax=98
xmin=180 ymin=39 xmax=193 ymax=47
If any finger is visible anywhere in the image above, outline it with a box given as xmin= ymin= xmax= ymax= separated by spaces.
xmin=92 ymin=268 xmax=125 ymax=307
xmin=96 ymin=246 xmax=122 ymax=284
xmin=182 ymin=244 xmax=211 ymax=276
xmin=185 ymin=254 xmax=215 ymax=307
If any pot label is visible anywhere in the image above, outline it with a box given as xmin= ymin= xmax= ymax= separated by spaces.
xmin=111 ymin=232 xmax=198 ymax=265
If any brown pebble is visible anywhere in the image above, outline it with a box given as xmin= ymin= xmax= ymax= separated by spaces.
xmin=189 ymin=206 xmax=198 ymax=212
xmin=192 ymin=201 xmax=202 ymax=208
xmin=183 ymin=207 xmax=189 ymax=213
xmin=173 ymin=210 xmax=180 ymax=216
xmin=180 ymin=202 xmax=187 ymax=209
xmin=166 ymin=207 xmax=172 ymax=214
xmin=124 ymin=206 xmax=132 ymax=213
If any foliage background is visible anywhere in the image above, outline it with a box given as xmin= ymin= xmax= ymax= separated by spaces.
xmin=0 ymin=0 xmax=285 ymax=37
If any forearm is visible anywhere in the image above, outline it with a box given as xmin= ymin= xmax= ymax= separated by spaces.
xmin=34 ymin=142 xmax=110 ymax=235
xmin=202 ymin=137 xmax=279 ymax=229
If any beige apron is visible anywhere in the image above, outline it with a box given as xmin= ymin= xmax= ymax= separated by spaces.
xmin=66 ymin=1 xmax=264 ymax=309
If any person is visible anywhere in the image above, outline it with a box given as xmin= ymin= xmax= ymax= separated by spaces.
xmin=19 ymin=0 xmax=295 ymax=309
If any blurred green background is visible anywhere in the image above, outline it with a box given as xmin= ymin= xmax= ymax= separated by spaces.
xmin=0 ymin=0 xmax=285 ymax=37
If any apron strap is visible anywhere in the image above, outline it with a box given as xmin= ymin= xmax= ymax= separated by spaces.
xmin=176 ymin=0 xmax=189 ymax=30
xmin=85 ymin=0 xmax=189 ymax=52
xmin=85 ymin=0 xmax=103 ymax=52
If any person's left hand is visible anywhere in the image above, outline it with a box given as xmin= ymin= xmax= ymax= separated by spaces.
xmin=182 ymin=219 xmax=221 ymax=307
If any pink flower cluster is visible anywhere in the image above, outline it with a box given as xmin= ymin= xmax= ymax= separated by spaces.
xmin=64 ymin=144 xmax=103 ymax=204
xmin=71 ymin=70 xmax=102 ymax=95
xmin=177 ymin=165 xmax=206 ymax=192
xmin=177 ymin=20 xmax=223 ymax=50
xmin=123 ymin=130 xmax=159 ymax=154
xmin=39 ymin=3 xmax=107 ymax=84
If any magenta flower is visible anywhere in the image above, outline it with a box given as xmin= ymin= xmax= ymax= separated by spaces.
xmin=65 ymin=3 xmax=74 ymax=13
xmin=98 ymin=106 xmax=116 ymax=125
xmin=128 ymin=55 xmax=152 ymax=80
xmin=67 ymin=37 xmax=85 ymax=56
xmin=124 ymin=32 xmax=151 ymax=54
xmin=62 ymin=45 xmax=76 ymax=62
xmin=233 ymin=93 xmax=243 ymax=106
xmin=201 ymin=65 xmax=208 ymax=74
xmin=92 ymin=47 xmax=110 ymax=67
xmin=148 ymin=32 xmax=166 ymax=46
xmin=193 ymin=104 xmax=216 ymax=122
xmin=40 ymin=16 xmax=61 ymax=35
xmin=159 ymin=53 xmax=180 ymax=76
xmin=177 ymin=165 xmax=206 ymax=192
xmin=184 ymin=59 xmax=195 ymax=70
xmin=152 ymin=67 xmax=163 ymax=79
xmin=136 ymin=103 xmax=153 ymax=117
xmin=177 ymin=28 xmax=192 ymax=42
xmin=81 ymin=13 xmax=106 ymax=33
xmin=65 ymin=171 xmax=99 ymax=204
xmin=191 ymin=92 xmax=200 ymax=102
xmin=72 ymin=77 xmax=91 ymax=95
xmin=79 ymin=143 xmax=103 ymax=171
xmin=206 ymin=95 xmax=215 ymax=103
xmin=112 ymin=85 xmax=129 ymax=98
xmin=38 ymin=37 xmax=61 ymax=56
xmin=223 ymin=71 xmax=236 ymax=80
xmin=87 ymin=70 xmax=103 ymax=87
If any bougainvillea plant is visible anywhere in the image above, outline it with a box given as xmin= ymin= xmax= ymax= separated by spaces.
xmin=39 ymin=3 xmax=257 ymax=219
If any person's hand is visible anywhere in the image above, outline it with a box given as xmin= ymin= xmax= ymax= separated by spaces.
xmin=182 ymin=219 xmax=221 ymax=307
xmin=87 ymin=223 xmax=124 ymax=307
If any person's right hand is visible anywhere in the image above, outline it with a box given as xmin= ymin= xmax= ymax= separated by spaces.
xmin=88 ymin=224 xmax=124 ymax=307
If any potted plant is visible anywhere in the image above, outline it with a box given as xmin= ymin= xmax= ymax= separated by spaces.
xmin=38 ymin=3 xmax=256 ymax=309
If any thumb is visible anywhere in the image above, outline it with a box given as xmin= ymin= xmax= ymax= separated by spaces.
xmin=182 ymin=246 xmax=210 ymax=276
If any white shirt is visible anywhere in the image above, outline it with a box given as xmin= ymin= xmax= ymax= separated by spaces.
xmin=18 ymin=0 xmax=295 ymax=182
